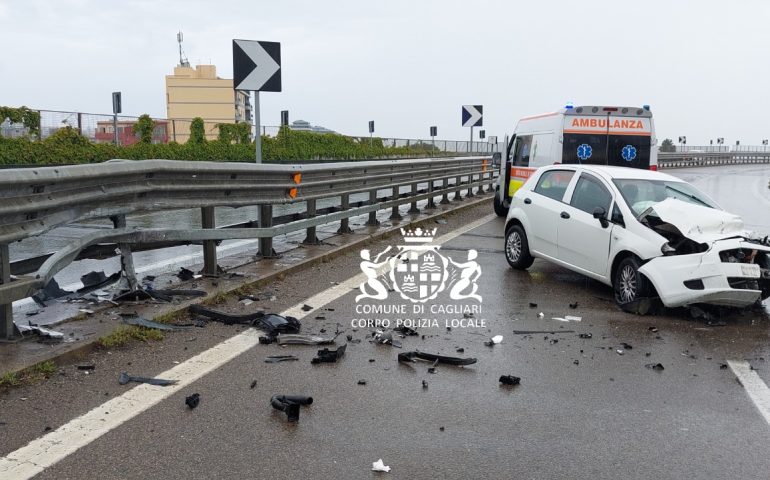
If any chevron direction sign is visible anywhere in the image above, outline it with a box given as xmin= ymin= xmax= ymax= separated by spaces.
xmin=462 ymin=105 xmax=483 ymax=127
xmin=232 ymin=39 xmax=281 ymax=92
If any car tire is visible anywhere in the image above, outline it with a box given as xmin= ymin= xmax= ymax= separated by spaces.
xmin=613 ymin=256 xmax=652 ymax=314
xmin=493 ymin=188 xmax=507 ymax=217
xmin=505 ymin=224 xmax=534 ymax=270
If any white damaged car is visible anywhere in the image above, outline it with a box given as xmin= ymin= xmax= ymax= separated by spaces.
xmin=503 ymin=164 xmax=770 ymax=313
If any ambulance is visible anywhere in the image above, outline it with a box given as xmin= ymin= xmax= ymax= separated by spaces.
xmin=493 ymin=105 xmax=657 ymax=216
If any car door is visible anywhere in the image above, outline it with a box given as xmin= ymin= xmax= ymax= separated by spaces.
xmin=556 ymin=172 xmax=614 ymax=276
xmin=521 ymin=169 xmax=575 ymax=259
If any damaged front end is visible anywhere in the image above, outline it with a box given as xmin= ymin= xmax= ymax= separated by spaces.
xmin=637 ymin=199 xmax=770 ymax=308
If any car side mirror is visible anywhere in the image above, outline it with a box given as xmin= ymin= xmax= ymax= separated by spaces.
xmin=593 ymin=206 xmax=609 ymax=228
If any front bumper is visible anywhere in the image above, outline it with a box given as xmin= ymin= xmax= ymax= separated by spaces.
xmin=638 ymin=238 xmax=770 ymax=308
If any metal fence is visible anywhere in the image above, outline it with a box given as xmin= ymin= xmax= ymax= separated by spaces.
xmin=658 ymin=151 xmax=770 ymax=168
xmin=0 ymin=155 xmax=497 ymax=338
xmin=1 ymin=109 xmax=498 ymax=154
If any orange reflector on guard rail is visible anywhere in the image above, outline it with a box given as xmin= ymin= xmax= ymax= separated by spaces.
xmin=288 ymin=187 xmax=298 ymax=199
xmin=482 ymin=159 xmax=488 ymax=172
xmin=292 ymin=172 xmax=302 ymax=184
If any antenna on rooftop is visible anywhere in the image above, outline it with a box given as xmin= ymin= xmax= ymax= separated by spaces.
xmin=177 ymin=31 xmax=190 ymax=67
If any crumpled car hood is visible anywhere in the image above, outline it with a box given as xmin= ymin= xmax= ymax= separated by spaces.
xmin=641 ymin=198 xmax=746 ymax=243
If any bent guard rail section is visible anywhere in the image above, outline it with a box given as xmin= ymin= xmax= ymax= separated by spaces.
xmin=0 ymin=156 xmax=495 ymax=338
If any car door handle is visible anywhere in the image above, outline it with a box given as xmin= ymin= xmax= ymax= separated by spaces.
xmin=524 ymin=198 xmax=532 ymax=204
xmin=560 ymin=211 xmax=570 ymax=219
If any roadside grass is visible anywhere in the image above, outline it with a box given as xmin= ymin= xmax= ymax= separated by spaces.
xmin=98 ymin=326 xmax=164 ymax=348
xmin=0 ymin=360 xmax=57 ymax=390
xmin=201 ymin=290 xmax=229 ymax=306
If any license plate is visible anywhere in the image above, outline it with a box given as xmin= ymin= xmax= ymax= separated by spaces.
xmin=741 ymin=264 xmax=760 ymax=277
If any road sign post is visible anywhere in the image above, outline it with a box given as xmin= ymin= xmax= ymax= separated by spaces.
xmin=462 ymin=105 xmax=483 ymax=154
xmin=233 ymin=39 xmax=282 ymax=163
xmin=369 ymin=120 xmax=374 ymax=147
xmin=430 ymin=126 xmax=437 ymax=156
xmin=112 ymin=92 xmax=121 ymax=145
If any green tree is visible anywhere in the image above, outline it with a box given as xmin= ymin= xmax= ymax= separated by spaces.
xmin=660 ymin=138 xmax=675 ymax=152
xmin=133 ymin=114 xmax=156 ymax=144
xmin=217 ymin=122 xmax=252 ymax=144
xmin=189 ymin=117 xmax=206 ymax=144
xmin=44 ymin=126 xmax=90 ymax=146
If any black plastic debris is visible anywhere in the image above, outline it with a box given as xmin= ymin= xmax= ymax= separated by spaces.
xmin=373 ymin=330 xmax=402 ymax=348
xmin=265 ymin=355 xmax=299 ymax=364
xmin=427 ymin=367 xmax=437 ymax=374
xmin=120 ymin=315 xmax=181 ymax=331
xmin=250 ymin=380 xmax=258 ymax=389
xmin=573 ymin=360 xmax=579 ymax=365
xmin=398 ymin=351 xmax=477 ymax=366
xmin=144 ymin=289 xmax=207 ymax=302
xmin=456 ymin=348 xmax=465 ymax=353
xmin=528 ymin=302 xmax=537 ymax=308
xmin=620 ymin=342 xmax=633 ymax=350
xmin=369 ymin=359 xmax=375 ymax=363
xmin=259 ymin=336 xmax=274 ymax=345
xmin=118 ymin=372 xmax=178 ymax=386
xmin=301 ymin=304 xmax=313 ymax=312
xmin=578 ymin=333 xmax=592 ymax=339
xmin=645 ymin=363 xmax=665 ymax=371
xmin=177 ymin=267 xmax=195 ymax=281
xmin=142 ymin=275 xmax=157 ymax=282
xmin=357 ymin=380 xmax=367 ymax=385
xmin=514 ymin=330 xmax=575 ymax=335
xmin=270 ymin=395 xmax=313 ymax=422
xmin=394 ymin=325 xmax=418 ymax=336
xmin=77 ymin=365 xmax=96 ymax=371
xmin=33 ymin=278 xmax=72 ymax=304
xmin=185 ymin=393 xmax=200 ymax=409
xmin=78 ymin=271 xmax=120 ymax=293
xmin=311 ymin=344 xmax=347 ymax=364
xmin=569 ymin=302 xmax=579 ymax=309
xmin=188 ymin=306 xmax=300 ymax=340
xmin=648 ymin=326 xmax=658 ymax=333
xmin=499 ymin=375 xmax=521 ymax=386
xmin=422 ymin=380 xmax=428 ymax=389
xmin=719 ymin=363 xmax=728 ymax=369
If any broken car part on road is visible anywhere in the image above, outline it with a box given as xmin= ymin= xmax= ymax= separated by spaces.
xmin=275 ymin=334 xmax=335 ymax=346
xmin=118 ymin=372 xmax=179 ymax=387
xmin=270 ymin=395 xmax=313 ymax=422
xmin=189 ymin=305 xmax=301 ymax=339
xmin=398 ymin=351 xmax=477 ymax=366
xmin=499 ymin=375 xmax=521 ymax=386
xmin=311 ymin=344 xmax=347 ymax=364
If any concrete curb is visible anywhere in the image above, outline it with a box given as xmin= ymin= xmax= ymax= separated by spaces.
xmin=0 ymin=193 xmax=494 ymax=379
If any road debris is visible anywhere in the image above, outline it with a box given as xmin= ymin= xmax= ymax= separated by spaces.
xmin=16 ymin=322 xmax=64 ymax=341
xmin=569 ymin=302 xmax=579 ymax=309
xmin=394 ymin=325 xmax=418 ymax=336
xmin=301 ymin=304 xmax=313 ymax=312
xmin=33 ymin=278 xmax=72 ymax=304
xmin=620 ymin=342 xmax=633 ymax=350
xmin=645 ymin=363 xmax=665 ymax=371
xmin=514 ymin=330 xmax=575 ymax=335
xmin=529 ymin=302 xmax=537 ymax=308
xmin=358 ymin=380 xmax=367 ymax=385
xmin=578 ymin=333 xmax=593 ymax=339
xmin=616 ymin=350 xmax=624 ymax=355
xmin=78 ymin=271 xmax=120 ymax=293
xmin=77 ymin=365 xmax=96 ymax=371
xmin=250 ymin=380 xmax=257 ymax=389
xmin=372 ymin=459 xmax=391 ymax=473
xmin=719 ymin=363 xmax=728 ymax=369
xmin=270 ymin=395 xmax=313 ymax=422
xmin=537 ymin=312 xmax=544 ymax=318
xmin=185 ymin=393 xmax=200 ymax=409
xmin=177 ymin=267 xmax=195 ymax=281
xmin=648 ymin=326 xmax=658 ymax=333
xmin=189 ymin=306 xmax=301 ymax=340
xmin=373 ymin=330 xmax=402 ymax=348
xmin=275 ymin=334 xmax=335 ymax=345
xmin=552 ymin=315 xmax=582 ymax=322
xmin=311 ymin=344 xmax=347 ymax=364
xmin=118 ymin=372 xmax=178 ymax=386
xmin=398 ymin=351 xmax=477 ymax=366
xmin=484 ymin=335 xmax=504 ymax=346
xmin=422 ymin=380 xmax=428 ymax=389
xmin=499 ymin=375 xmax=521 ymax=386
xmin=265 ymin=355 xmax=299 ymax=363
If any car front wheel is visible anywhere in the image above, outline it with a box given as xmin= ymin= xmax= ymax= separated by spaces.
xmin=505 ymin=224 xmax=534 ymax=269
xmin=613 ymin=256 xmax=652 ymax=313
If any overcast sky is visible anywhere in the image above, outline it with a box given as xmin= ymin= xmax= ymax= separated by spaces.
xmin=2 ymin=0 xmax=769 ymax=145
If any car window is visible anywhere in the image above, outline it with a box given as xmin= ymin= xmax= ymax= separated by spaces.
xmin=570 ymin=174 xmax=612 ymax=214
xmin=612 ymin=179 xmax=718 ymax=217
xmin=533 ymin=170 xmax=574 ymax=202
xmin=611 ymin=203 xmax=624 ymax=226
xmin=513 ymin=135 xmax=532 ymax=167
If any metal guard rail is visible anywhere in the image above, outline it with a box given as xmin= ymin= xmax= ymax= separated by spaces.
xmin=658 ymin=151 xmax=770 ymax=169
xmin=0 ymin=156 xmax=496 ymax=319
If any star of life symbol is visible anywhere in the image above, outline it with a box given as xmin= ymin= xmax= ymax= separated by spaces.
xmin=577 ymin=143 xmax=592 ymax=161
xmin=356 ymin=227 xmax=482 ymax=303
xmin=621 ymin=144 xmax=637 ymax=162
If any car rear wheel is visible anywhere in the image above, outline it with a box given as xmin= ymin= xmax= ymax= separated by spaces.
xmin=505 ymin=224 xmax=534 ymax=269
xmin=613 ymin=256 xmax=652 ymax=313
xmin=493 ymin=188 xmax=508 ymax=217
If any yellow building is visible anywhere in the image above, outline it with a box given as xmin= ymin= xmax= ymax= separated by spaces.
xmin=165 ymin=64 xmax=252 ymax=142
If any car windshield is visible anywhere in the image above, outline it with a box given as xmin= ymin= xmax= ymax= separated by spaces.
xmin=612 ymin=178 xmax=718 ymax=217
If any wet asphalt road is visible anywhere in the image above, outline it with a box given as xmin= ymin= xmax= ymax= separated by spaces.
xmin=2 ymin=195 xmax=770 ymax=479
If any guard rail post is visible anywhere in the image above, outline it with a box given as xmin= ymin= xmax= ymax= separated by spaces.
xmin=0 ymin=243 xmax=12 ymax=340
xmin=337 ymin=194 xmax=353 ymax=234
xmin=440 ymin=178 xmax=451 ymax=205
xmin=408 ymin=182 xmax=420 ymax=214
xmin=425 ymin=180 xmax=436 ymax=210
xmin=201 ymin=206 xmax=218 ymax=276
xmin=110 ymin=215 xmax=138 ymax=291
xmin=390 ymin=186 xmax=403 ymax=221
xmin=303 ymin=199 xmax=320 ymax=244
xmin=366 ymin=189 xmax=380 ymax=226
xmin=453 ymin=175 xmax=463 ymax=201
xmin=259 ymin=205 xmax=277 ymax=257
xmin=466 ymin=174 xmax=475 ymax=198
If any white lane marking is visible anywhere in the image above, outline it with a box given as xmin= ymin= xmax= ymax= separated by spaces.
xmin=728 ymin=360 xmax=770 ymax=426
xmin=0 ymin=214 xmax=497 ymax=479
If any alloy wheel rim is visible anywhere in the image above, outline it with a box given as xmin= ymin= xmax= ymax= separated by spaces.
xmin=619 ymin=265 xmax=637 ymax=302
xmin=507 ymin=231 xmax=522 ymax=262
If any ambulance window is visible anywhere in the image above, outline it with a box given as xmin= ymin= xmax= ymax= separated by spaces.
xmin=514 ymin=135 xmax=532 ymax=167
